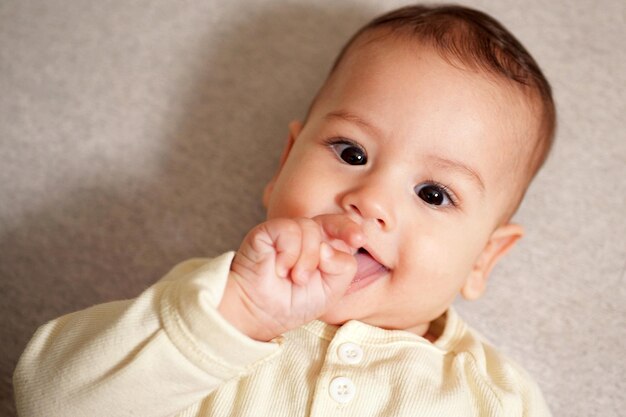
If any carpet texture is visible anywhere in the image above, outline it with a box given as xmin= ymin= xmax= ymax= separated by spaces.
xmin=1 ymin=0 xmax=624 ymax=415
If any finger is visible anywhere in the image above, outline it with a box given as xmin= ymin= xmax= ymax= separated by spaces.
xmin=262 ymin=219 xmax=302 ymax=279
xmin=291 ymin=218 xmax=322 ymax=285
xmin=318 ymin=242 xmax=358 ymax=296
xmin=314 ymin=214 xmax=366 ymax=251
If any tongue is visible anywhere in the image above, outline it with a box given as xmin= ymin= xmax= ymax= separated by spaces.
xmin=353 ymin=251 xmax=385 ymax=282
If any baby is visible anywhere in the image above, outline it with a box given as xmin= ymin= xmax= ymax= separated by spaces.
xmin=14 ymin=4 xmax=555 ymax=416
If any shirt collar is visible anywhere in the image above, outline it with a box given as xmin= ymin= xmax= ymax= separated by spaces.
xmin=297 ymin=307 xmax=466 ymax=354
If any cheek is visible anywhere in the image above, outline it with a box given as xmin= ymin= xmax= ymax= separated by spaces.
xmin=267 ymin=162 xmax=334 ymax=219
xmin=398 ymin=222 xmax=485 ymax=284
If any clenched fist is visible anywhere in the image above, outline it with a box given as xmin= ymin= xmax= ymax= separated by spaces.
xmin=218 ymin=214 xmax=365 ymax=341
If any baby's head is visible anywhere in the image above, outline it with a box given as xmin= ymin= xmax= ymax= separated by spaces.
xmin=262 ymin=5 xmax=556 ymax=335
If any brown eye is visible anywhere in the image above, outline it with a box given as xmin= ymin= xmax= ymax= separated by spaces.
xmin=340 ymin=146 xmax=367 ymax=165
xmin=415 ymin=184 xmax=452 ymax=206
xmin=328 ymin=140 xmax=367 ymax=165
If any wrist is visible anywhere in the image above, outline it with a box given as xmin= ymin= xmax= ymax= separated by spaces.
xmin=217 ymin=272 xmax=279 ymax=342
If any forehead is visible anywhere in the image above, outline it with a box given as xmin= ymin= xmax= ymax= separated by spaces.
xmin=311 ymin=35 xmax=537 ymax=189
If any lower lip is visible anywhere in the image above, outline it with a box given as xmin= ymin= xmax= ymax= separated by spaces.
xmin=345 ymin=267 xmax=389 ymax=295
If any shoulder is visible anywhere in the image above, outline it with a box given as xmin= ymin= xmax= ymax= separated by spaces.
xmin=447 ymin=314 xmax=552 ymax=416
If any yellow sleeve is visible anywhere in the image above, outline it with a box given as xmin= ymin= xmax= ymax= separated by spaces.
xmin=471 ymin=343 xmax=552 ymax=417
xmin=13 ymin=252 xmax=281 ymax=417
xmin=507 ymin=360 xmax=552 ymax=417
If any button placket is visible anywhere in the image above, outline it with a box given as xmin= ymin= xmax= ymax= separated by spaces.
xmin=325 ymin=341 xmax=363 ymax=404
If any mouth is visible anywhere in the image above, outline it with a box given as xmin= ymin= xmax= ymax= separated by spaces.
xmin=348 ymin=247 xmax=390 ymax=293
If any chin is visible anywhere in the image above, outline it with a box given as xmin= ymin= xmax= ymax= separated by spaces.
xmin=317 ymin=308 xmax=355 ymax=326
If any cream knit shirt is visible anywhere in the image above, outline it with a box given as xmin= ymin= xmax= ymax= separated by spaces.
xmin=14 ymin=252 xmax=551 ymax=416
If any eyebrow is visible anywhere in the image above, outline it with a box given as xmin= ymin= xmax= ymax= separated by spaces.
xmin=325 ymin=110 xmax=485 ymax=193
xmin=429 ymin=156 xmax=485 ymax=193
xmin=325 ymin=110 xmax=384 ymax=139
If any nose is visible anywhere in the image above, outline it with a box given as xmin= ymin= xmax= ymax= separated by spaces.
xmin=340 ymin=179 xmax=395 ymax=230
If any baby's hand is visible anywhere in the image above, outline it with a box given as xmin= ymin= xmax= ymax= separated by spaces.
xmin=218 ymin=215 xmax=365 ymax=341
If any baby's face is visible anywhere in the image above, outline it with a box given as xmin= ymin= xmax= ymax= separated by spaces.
xmin=263 ymin=37 xmax=536 ymax=335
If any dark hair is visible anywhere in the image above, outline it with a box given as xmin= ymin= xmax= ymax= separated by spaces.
xmin=316 ymin=4 xmax=557 ymax=218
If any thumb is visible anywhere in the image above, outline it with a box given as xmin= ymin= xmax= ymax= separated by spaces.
xmin=318 ymin=242 xmax=357 ymax=296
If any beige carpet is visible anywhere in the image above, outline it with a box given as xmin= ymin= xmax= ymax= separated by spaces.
xmin=1 ymin=0 xmax=624 ymax=415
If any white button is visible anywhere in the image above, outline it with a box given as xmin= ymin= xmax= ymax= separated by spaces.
xmin=338 ymin=342 xmax=363 ymax=364
xmin=329 ymin=376 xmax=355 ymax=404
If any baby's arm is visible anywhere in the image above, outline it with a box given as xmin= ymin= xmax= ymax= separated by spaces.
xmin=13 ymin=255 xmax=277 ymax=417
xmin=13 ymin=215 xmax=362 ymax=416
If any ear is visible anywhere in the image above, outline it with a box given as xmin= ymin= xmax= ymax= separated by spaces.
xmin=461 ymin=223 xmax=524 ymax=300
xmin=262 ymin=120 xmax=303 ymax=208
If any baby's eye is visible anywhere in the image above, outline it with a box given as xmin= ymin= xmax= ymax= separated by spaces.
xmin=327 ymin=139 xmax=367 ymax=165
xmin=414 ymin=183 xmax=455 ymax=207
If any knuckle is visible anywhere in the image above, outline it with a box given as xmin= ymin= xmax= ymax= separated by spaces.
xmin=298 ymin=217 xmax=321 ymax=232
xmin=299 ymin=219 xmax=323 ymax=242
xmin=266 ymin=218 xmax=302 ymax=238
xmin=246 ymin=226 xmax=268 ymax=248
xmin=249 ymin=223 xmax=267 ymax=238
xmin=281 ymin=218 xmax=302 ymax=233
